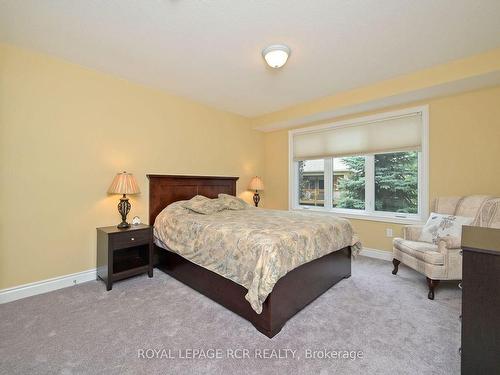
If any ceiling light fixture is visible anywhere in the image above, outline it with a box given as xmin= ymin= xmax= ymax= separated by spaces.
xmin=262 ymin=44 xmax=291 ymax=69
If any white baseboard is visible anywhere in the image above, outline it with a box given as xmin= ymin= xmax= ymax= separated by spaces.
xmin=359 ymin=247 xmax=392 ymax=261
xmin=0 ymin=268 xmax=97 ymax=304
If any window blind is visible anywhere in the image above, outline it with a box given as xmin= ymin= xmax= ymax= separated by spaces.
xmin=293 ymin=112 xmax=422 ymax=160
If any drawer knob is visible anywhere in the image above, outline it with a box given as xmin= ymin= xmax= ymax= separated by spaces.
xmin=458 ymin=282 xmax=462 ymax=290
xmin=131 ymin=237 xmax=135 ymax=241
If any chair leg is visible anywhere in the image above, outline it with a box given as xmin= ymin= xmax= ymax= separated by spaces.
xmin=392 ymin=258 xmax=400 ymax=275
xmin=426 ymin=277 xmax=440 ymax=300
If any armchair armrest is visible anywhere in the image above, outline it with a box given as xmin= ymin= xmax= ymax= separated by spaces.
xmin=403 ymin=225 xmax=423 ymax=241
xmin=437 ymin=237 xmax=462 ymax=250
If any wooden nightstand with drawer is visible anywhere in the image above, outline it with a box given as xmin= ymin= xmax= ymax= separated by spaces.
xmin=96 ymin=224 xmax=153 ymax=291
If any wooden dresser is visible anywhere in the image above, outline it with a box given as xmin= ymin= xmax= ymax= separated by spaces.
xmin=460 ymin=226 xmax=500 ymax=375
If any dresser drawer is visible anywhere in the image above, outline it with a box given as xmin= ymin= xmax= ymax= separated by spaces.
xmin=111 ymin=229 xmax=151 ymax=249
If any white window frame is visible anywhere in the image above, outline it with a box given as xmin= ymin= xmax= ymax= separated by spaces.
xmin=288 ymin=105 xmax=429 ymax=224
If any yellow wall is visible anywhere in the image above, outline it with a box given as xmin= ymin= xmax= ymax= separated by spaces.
xmin=263 ymin=86 xmax=500 ymax=251
xmin=0 ymin=44 xmax=263 ymax=289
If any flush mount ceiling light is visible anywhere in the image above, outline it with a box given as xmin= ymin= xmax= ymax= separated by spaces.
xmin=262 ymin=44 xmax=291 ymax=69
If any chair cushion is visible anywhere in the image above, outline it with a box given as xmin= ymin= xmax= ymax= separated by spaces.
xmin=393 ymin=238 xmax=444 ymax=265
xmin=433 ymin=197 xmax=462 ymax=215
xmin=476 ymin=197 xmax=500 ymax=228
xmin=418 ymin=212 xmax=474 ymax=245
xmin=455 ymin=195 xmax=491 ymax=219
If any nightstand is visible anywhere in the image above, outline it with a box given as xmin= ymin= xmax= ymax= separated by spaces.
xmin=96 ymin=224 xmax=153 ymax=291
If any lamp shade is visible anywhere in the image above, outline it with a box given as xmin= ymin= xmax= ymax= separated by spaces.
xmin=107 ymin=172 xmax=140 ymax=195
xmin=248 ymin=176 xmax=264 ymax=191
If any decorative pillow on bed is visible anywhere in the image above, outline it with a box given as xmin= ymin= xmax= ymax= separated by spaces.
xmin=218 ymin=193 xmax=249 ymax=210
xmin=182 ymin=195 xmax=225 ymax=215
xmin=418 ymin=212 xmax=474 ymax=245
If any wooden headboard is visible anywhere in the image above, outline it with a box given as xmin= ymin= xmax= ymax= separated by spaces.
xmin=147 ymin=174 xmax=239 ymax=224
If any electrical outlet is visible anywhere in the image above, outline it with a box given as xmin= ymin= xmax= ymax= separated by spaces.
xmin=385 ymin=228 xmax=393 ymax=237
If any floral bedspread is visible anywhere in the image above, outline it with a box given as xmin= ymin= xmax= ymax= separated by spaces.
xmin=154 ymin=202 xmax=361 ymax=314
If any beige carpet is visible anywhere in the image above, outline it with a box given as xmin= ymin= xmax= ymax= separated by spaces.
xmin=0 ymin=256 xmax=461 ymax=375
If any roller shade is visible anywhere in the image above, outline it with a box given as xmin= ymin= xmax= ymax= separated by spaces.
xmin=293 ymin=112 xmax=422 ymax=160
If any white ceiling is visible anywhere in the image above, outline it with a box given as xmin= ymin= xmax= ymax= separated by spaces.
xmin=1 ymin=1 xmax=500 ymax=117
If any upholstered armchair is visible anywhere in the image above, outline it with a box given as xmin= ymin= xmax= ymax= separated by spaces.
xmin=392 ymin=196 xmax=500 ymax=299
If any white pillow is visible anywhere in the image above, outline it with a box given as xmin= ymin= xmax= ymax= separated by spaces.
xmin=218 ymin=193 xmax=249 ymax=210
xmin=181 ymin=195 xmax=225 ymax=215
xmin=419 ymin=212 xmax=474 ymax=245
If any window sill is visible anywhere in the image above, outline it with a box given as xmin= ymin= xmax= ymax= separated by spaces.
xmin=290 ymin=207 xmax=425 ymax=225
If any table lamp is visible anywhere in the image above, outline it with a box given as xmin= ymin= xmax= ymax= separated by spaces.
xmin=248 ymin=176 xmax=264 ymax=207
xmin=107 ymin=171 xmax=140 ymax=229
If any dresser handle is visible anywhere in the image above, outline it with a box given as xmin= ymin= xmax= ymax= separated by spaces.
xmin=459 ymin=347 xmax=462 ymax=355
xmin=458 ymin=282 xmax=462 ymax=290
xmin=459 ymin=314 xmax=462 ymax=321
xmin=131 ymin=237 xmax=135 ymax=241
xmin=459 ymin=250 xmax=462 ymax=256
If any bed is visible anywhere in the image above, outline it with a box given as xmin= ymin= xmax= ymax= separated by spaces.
xmin=148 ymin=174 xmax=356 ymax=338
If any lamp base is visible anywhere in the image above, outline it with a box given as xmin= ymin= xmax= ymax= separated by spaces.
xmin=253 ymin=191 xmax=260 ymax=207
xmin=117 ymin=195 xmax=131 ymax=229
xmin=117 ymin=221 xmax=130 ymax=229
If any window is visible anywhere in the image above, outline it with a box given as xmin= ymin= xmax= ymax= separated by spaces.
xmin=290 ymin=107 xmax=428 ymax=223
xmin=375 ymin=151 xmax=418 ymax=214
xmin=298 ymin=159 xmax=325 ymax=207
xmin=333 ymin=156 xmax=365 ymax=210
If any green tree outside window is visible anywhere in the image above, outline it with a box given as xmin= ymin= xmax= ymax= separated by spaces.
xmin=336 ymin=152 xmax=418 ymax=213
